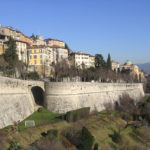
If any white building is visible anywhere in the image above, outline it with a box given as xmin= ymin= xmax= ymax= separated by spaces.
xmin=69 ymin=52 xmax=95 ymax=68
xmin=16 ymin=40 xmax=28 ymax=64
xmin=111 ymin=60 xmax=120 ymax=72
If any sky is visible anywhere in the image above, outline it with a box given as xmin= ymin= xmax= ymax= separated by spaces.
xmin=0 ymin=0 xmax=150 ymax=64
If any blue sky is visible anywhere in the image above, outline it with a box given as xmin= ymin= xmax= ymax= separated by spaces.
xmin=0 ymin=0 xmax=150 ymax=64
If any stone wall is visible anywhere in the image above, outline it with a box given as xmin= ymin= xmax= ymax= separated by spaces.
xmin=45 ymin=82 xmax=145 ymax=113
xmin=0 ymin=76 xmax=44 ymax=129
xmin=0 ymin=76 xmax=145 ymax=128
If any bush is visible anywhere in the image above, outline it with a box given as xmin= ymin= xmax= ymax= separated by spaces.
xmin=109 ymin=130 xmax=121 ymax=143
xmin=64 ymin=126 xmax=82 ymax=147
xmin=80 ymin=127 xmax=94 ymax=150
xmin=47 ymin=129 xmax=58 ymax=140
xmin=65 ymin=107 xmax=90 ymax=122
xmin=8 ymin=141 xmax=23 ymax=150
xmin=27 ymin=71 xmax=39 ymax=80
xmin=37 ymin=107 xmax=43 ymax=112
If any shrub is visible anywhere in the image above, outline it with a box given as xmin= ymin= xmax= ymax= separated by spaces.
xmin=80 ymin=127 xmax=94 ymax=150
xmin=27 ymin=71 xmax=39 ymax=80
xmin=8 ymin=141 xmax=23 ymax=150
xmin=65 ymin=107 xmax=90 ymax=122
xmin=63 ymin=126 xmax=82 ymax=147
xmin=47 ymin=129 xmax=58 ymax=140
xmin=37 ymin=107 xmax=43 ymax=112
xmin=109 ymin=130 xmax=121 ymax=143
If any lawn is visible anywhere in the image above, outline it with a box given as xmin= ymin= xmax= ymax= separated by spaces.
xmin=18 ymin=107 xmax=63 ymax=130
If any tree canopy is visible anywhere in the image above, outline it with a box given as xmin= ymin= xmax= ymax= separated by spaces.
xmin=107 ymin=53 xmax=112 ymax=70
xmin=4 ymin=37 xmax=18 ymax=69
xmin=95 ymin=54 xmax=106 ymax=68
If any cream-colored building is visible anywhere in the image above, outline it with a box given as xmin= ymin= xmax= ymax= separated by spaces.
xmin=49 ymin=47 xmax=57 ymax=65
xmin=56 ymin=47 xmax=68 ymax=62
xmin=28 ymin=45 xmax=51 ymax=77
xmin=45 ymin=38 xmax=65 ymax=48
xmin=111 ymin=60 xmax=120 ymax=72
xmin=16 ymin=40 xmax=28 ymax=64
xmin=0 ymin=25 xmax=30 ymax=64
xmin=120 ymin=60 xmax=145 ymax=82
xmin=69 ymin=52 xmax=95 ymax=68
xmin=89 ymin=55 xmax=95 ymax=67
xmin=0 ymin=40 xmax=4 ymax=55
xmin=32 ymin=35 xmax=46 ymax=46
xmin=0 ymin=26 xmax=31 ymax=43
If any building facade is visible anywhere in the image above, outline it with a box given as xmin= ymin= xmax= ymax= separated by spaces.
xmin=16 ymin=40 xmax=28 ymax=64
xmin=69 ymin=52 xmax=95 ymax=69
xmin=45 ymin=39 xmax=65 ymax=48
xmin=120 ymin=60 xmax=145 ymax=82
xmin=28 ymin=45 xmax=51 ymax=77
xmin=0 ymin=25 xmax=30 ymax=63
xmin=111 ymin=60 xmax=120 ymax=72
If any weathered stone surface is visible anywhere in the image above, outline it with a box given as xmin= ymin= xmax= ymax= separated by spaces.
xmin=0 ymin=76 xmax=44 ymax=129
xmin=45 ymin=82 xmax=145 ymax=113
xmin=0 ymin=76 xmax=145 ymax=129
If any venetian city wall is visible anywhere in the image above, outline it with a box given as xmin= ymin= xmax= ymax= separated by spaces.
xmin=45 ymin=82 xmax=145 ymax=113
xmin=0 ymin=76 xmax=44 ymax=129
xmin=0 ymin=76 xmax=145 ymax=128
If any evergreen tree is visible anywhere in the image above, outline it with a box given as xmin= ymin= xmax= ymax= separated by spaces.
xmin=107 ymin=53 xmax=112 ymax=70
xmin=4 ymin=37 xmax=18 ymax=71
xmin=95 ymin=54 xmax=106 ymax=68
xmin=80 ymin=127 xmax=94 ymax=150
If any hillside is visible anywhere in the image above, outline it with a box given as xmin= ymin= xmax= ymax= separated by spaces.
xmin=137 ymin=63 xmax=150 ymax=74
xmin=1 ymin=107 xmax=150 ymax=150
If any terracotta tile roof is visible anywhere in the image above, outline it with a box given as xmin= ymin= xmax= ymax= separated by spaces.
xmin=45 ymin=38 xmax=64 ymax=43
xmin=27 ymin=45 xmax=49 ymax=49
xmin=70 ymin=52 xmax=94 ymax=57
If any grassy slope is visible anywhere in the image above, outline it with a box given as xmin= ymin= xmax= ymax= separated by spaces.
xmin=1 ymin=109 xmax=150 ymax=150
xmin=86 ymin=111 xmax=150 ymax=149
xmin=1 ymin=108 xmax=69 ymax=150
xmin=18 ymin=107 xmax=63 ymax=130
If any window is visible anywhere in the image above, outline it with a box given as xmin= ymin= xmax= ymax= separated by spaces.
xmin=34 ymin=60 xmax=37 ymax=64
xmin=30 ymin=56 xmax=32 ymax=59
xmin=34 ymin=55 xmax=37 ymax=59
xmin=40 ymin=60 xmax=42 ymax=64
xmin=34 ymin=50 xmax=36 ymax=53
xmin=40 ymin=55 xmax=42 ymax=58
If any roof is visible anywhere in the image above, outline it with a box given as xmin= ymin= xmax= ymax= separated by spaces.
xmin=70 ymin=52 xmax=94 ymax=57
xmin=125 ymin=60 xmax=132 ymax=65
xmin=27 ymin=45 xmax=49 ymax=49
xmin=45 ymin=38 xmax=64 ymax=43
xmin=111 ymin=60 xmax=120 ymax=64
xmin=134 ymin=65 xmax=139 ymax=69
xmin=49 ymin=45 xmax=65 ymax=48
xmin=5 ymin=26 xmax=30 ymax=39
xmin=15 ymin=40 xmax=28 ymax=44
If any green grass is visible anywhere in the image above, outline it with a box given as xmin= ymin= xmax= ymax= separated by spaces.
xmin=18 ymin=107 xmax=63 ymax=130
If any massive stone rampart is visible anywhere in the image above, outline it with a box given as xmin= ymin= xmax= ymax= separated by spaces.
xmin=0 ymin=76 xmax=44 ymax=129
xmin=45 ymin=82 xmax=145 ymax=113
xmin=0 ymin=76 xmax=145 ymax=128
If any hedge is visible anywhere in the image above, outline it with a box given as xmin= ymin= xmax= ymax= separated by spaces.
xmin=65 ymin=107 xmax=90 ymax=122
